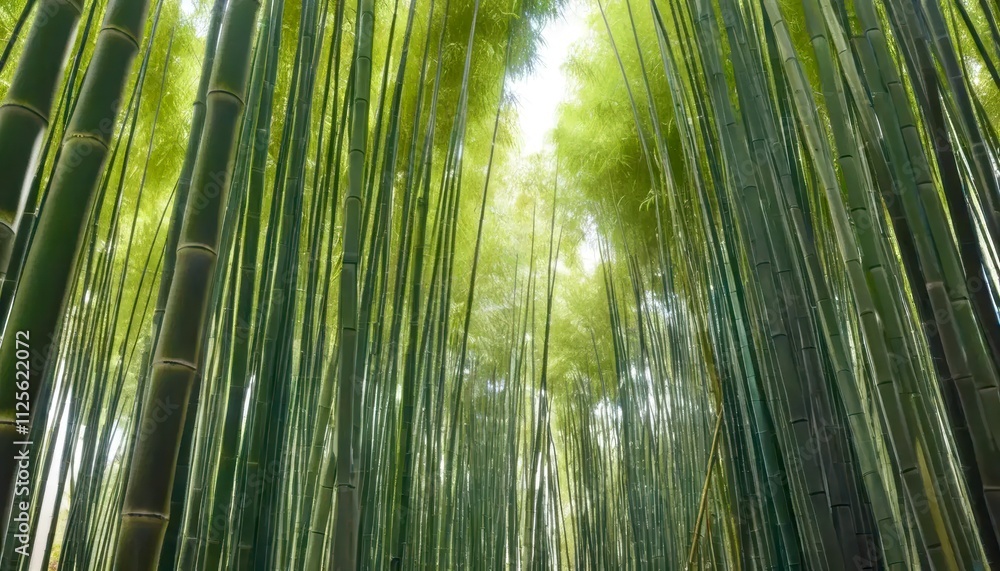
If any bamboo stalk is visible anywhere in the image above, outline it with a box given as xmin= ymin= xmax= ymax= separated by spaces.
xmin=685 ymin=408 xmax=724 ymax=569
xmin=0 ymin=0 xmax=150 ymax=546
xmin=115 ymin=1 xmax=260 ymax=567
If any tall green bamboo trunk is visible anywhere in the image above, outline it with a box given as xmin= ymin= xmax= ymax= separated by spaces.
xmin=202 ymin=2 xmax=283 ymax=567
xmin=143 ymin=0 xmax=226 ymax=418
xmin=114 ymin=1 xmax=260 ymax=568
xmin=0 ymin=0 xmax=150 ymax=547
xmin=152 ymin=4 xmax=227 ymax=568
xmin=0 ymin=0 xmax=101 ymax=331
xmin=389 ymin=191 xmax=428 ymax=569
xmin=0 ymin=0 xmax=83 ymax=284
xmin=328 ymin=1 xmax=373 ymax=569
xmin=245 ymin=3 xmax=320 ymax=563
xmin=295 ymin=1 xmax=350 ymax=560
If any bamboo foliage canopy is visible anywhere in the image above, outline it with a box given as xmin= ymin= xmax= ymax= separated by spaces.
xmin=0 ymin=0 xmax=999 ymax=568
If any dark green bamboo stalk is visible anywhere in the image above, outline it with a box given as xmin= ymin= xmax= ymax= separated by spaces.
xmin=144 ymin=0 xmax=227 ymax=406
xmin=327 ymin=1 xmax=373 ymax=569
xmin=0 ymin=0 xmax=151 ymax=548
xmin=114 ymin=1 xmax=260 ymax=567
xmin=0 ymin=0 xmax=83 ymax=285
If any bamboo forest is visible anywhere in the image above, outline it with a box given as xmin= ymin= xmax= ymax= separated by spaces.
xmin=4 ymin=0 xmax=1000 ymax=568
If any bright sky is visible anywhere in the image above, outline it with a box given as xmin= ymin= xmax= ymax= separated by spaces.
xmin=510 ymin=1 xmax=590 ymax=157
xmin=180 ymin=0 xmax=587 ymax=156
xmin=509 ymin=2 xmax=602 ymax=274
